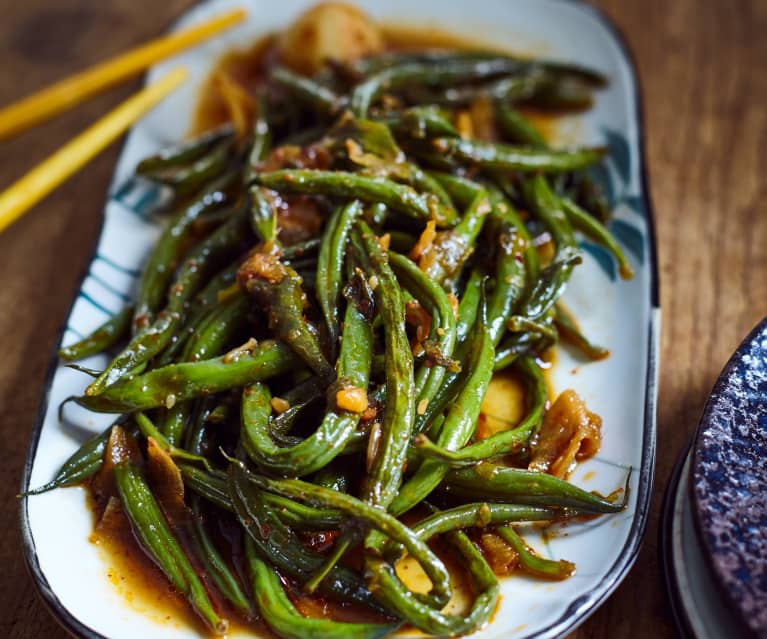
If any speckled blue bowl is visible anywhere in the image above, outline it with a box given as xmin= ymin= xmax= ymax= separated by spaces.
xmin=692 ymin=318 xmax=767 ymax=639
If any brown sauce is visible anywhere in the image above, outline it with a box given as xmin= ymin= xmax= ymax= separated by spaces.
xmin=193 ymin=35 xmax=276 ymax=135
xmin=87 ymin=484 xmax=265 ymax=637
xmin=88 ymin=494 xmax=212 ymax=635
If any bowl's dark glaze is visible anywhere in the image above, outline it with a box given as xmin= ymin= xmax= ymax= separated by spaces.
xmin=692 ymin=318 xmax=767 ymax=639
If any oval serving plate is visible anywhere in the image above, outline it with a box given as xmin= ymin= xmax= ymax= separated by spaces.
xmin=20 ymin=1 xmax=660 ymax=638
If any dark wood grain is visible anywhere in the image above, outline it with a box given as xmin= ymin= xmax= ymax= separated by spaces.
xmin=0 ymin=1 xmax=765 ymax=638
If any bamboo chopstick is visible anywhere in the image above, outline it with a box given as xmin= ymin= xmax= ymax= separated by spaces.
xmin=0 ymin=8 xmax=245 ymax=141
xmin=0 ymin=67 xmax=188 ymax=235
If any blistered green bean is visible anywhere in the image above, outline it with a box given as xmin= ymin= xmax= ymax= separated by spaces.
xmin=58 ymin=305 xmax=133 ymax=362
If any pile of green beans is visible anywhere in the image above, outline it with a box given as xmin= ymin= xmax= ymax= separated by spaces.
xmin=33 ymin=39 xmax=633 ymax=639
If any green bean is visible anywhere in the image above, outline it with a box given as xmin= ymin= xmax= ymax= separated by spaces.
xmin=554 ymin=302 xmax=609 ymax=360
xmin=404 ymin=71 xmax=544 ymax=107
xmin=156 ymin=261 xmax=239 ymax=366
xmin=494 ymin=330 xmax=548 ymax=371
xmin=283 ymin=237 xmax=321 ymax=261
xmin=418 ymin=185 xmax=490 ymax=287
xmin=190 ymin=497 xmax=255 ymax=619
xmin=398 ymin=140 xmax=461 ymax=173
xmin=388 ymin=298 xmax=494 ymax=517
xmin=352 ymin=223 xmax=415 ymax=512
xmin=364 ymin=201 xmax=388 ymax=227
xmin=434 ymin=137 xmax=606 ymax=173
xmin=269 ymin=375 xmax=325 ymax=438
xmin=88 ymin=212 xmax=251 ymax=395
xmin=351 ymin=58 xmax=532 ymax=117
xmin=513 ymin=177 xmax=581 ymax=324
xmin=238 ymin=251 xmax=332 ymax=379
xmin=229 ymin=460 xmax=451 ymax=607
xmin=411 ymin=269 xmax=484 ymax=435
xmin=444 ymin=464 xmax=628 ymax=513
xmin=484 ymin=194 xmax=530 ymax=346
xmin=368 ymin=529 xmax=498 ymax=636
xmin=75 ymin=340 xmax=301 ymax=413
xmin=179 ymin=465 xmax=232 ymax=511
xmin=142 ymin=139 xmax=234 ymax=197
xmin=257 ymin=170 xmax=456 ymax=227
xmin=311 ymin=463 xmax=351 ymax=494
xmin=333 ymin=117 xmax=452 ymax=207
xmin=90 ymin=311 xmax=180 ymax=396
xmin=490 ymin=185 xmax=540 ymax=276
xmin=22 ymin=424 xmax=114 ymax=495
xmin=132 ymin=169 xmax=239 ymax=331
xmin=183 ymin=294 xmax=250 ymax=363
xmin=385 ymin=230 xmax=416 ymax=254
xmin=427 ymin=172 xmax=478 ymax=206
xmin=58 ymin=305 xmax=133 ymax=362
xmin=414 ymin=355 xmax=546 ymax=466
xmin=136 ymin=125 xmax=234 ymax=175
xmin=171 ymin=211 xmax=252 ymax=317
xmin=248 ymin=92 xmax=271 ymax=167
xmin=379 ymin=105 xmax=458 ymax=140
xmin=262 ymin=494 xmax=343 ymax=531
xmin=492 ymin=108 xmax=615 ymax=243
xmin=538 ymin=60 xmax=608 ymax=88
xmin=245 ymin=540 xmax=396 ymax=639
xmin=496 ymin=526 xmax=575 ymax=580
xmin=63 ymin=364 xmax=102 ymax=378
xmin=568 ymin=170 xmax=612 ymax=224
xmin=161 ymin=295 xmax=251 ymax=444
xmin=522 ymin=77 xmax=594 ymax=111
xmin=303 ymin=529 xmax=360 ymax=595
xmin=180 ymin=465 xmax=345 ymax=530
xmin=249 ymin=185 xmax=279 ymax=245
xmin=508 ymin=314 xmax=558 ymax=340
xmin=134 ymin=412 xmax=211 ymax=469
xmin=388 ymin=253 xmax=456 ymax=420
xmin=410 ymin=502 xmax=563 ymax=542
xmin=114 ymin=460 xmax=228 ymax=634
xmin=456 ymin=267 xmax=484 ymax=343
xmin=519 ymin=251 xmax=581 ymax=322
xmin=271 ymin=66 xmax=343 ymax=115
xmin=495 ymin=102 xmax=547 ymax=147
xmin=351 ymin=51 xmax=606 ymax=88
xmin=560 ymin=195 xmax=633 ymax=278
xmin=227 ymin=464 xmax=381 ymax=610
xmin=241 ymin=297 xmax=372 ymax=476
xmin=182 ymin=397 xmax=217 ymax=459
xmin=404 ymin=163 xmax=454 ymax=208
xmin=316 ymin=201 xmax=363 ymax=351
xmin=242 ymin=91 xmax=276 ymax=240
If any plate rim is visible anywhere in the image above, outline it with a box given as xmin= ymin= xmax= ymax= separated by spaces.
xmin=660 ymin=440 xmax=696 ymax=639
xmin=18 ymin=1 xmax=661 ymax=638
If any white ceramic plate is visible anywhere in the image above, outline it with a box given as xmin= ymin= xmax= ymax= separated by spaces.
xmin=21 ymin=1 xmax=660 ymax=638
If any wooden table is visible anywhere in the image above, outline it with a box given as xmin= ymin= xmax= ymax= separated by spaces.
xmin=0 ymin=1 xmax=764 ymax=637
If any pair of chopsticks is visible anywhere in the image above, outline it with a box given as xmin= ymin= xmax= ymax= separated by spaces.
xmin=0 ymin=7 xmax=248 ymax=234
